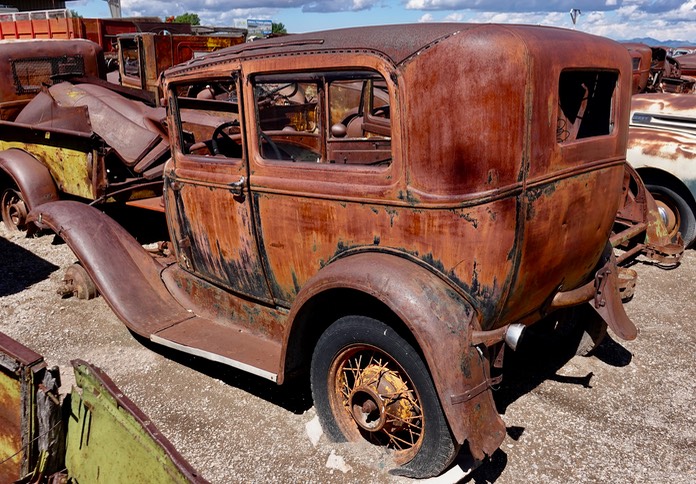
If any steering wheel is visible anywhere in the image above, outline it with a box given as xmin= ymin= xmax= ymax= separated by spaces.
xmin=259 ymin=132 xmax=285 ymax=160
xmin=210 ymin=120 xmax=239 ymax=155
xmin=371 ymin=106 xmax=390 ymax=118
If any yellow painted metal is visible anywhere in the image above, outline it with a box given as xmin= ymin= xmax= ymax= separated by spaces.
xmin=0 ymin=140 xmax=95 ymax=199
xmin=0 ymin=368 xmax=22 ymax=483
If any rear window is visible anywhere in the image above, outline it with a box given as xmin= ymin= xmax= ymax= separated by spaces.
xmin=557 ymin=70 xmax=618 ymax=143
xmin=11 ymin=55 xmax=86 ymax=95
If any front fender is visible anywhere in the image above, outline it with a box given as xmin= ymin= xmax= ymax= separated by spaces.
xmin=285 ymin=252 xmax=506 ymax=459
xmin=0 ymin=148 xmax=58 ymax=209
xmin=28 ymin=201 xmax=191 ymax=337
xmin=627 ymin=127 xmax=696 ymax=192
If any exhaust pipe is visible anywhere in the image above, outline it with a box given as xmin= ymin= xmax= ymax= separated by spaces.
xmin=504 ymin=323 xmax=525 ymax=351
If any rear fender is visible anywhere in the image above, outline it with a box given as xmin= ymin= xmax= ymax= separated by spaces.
xmin=0 ymin=148 xmax=58 ymax=209
xmin=28 ymin=201 xmax=192 ymax=337
xmin=285 ymin=252 xmax=506 ymax=458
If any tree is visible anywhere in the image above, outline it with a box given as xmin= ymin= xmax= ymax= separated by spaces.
xmin=69 ymin=9 xmax=82 ymax=18
xmin=272 ymin=22 xmax=287 ymax=34
xmin=174 ymin=13 xmax=200 ymax=25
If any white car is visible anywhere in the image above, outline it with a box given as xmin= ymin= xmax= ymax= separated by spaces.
xmin=628 ymin=92 xmax=696 ymax=246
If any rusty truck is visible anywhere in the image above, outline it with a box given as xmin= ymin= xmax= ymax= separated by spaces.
xmin=0 ymin=31 xmax=244 ymax=234
xmin=24 ymin=24 xmax=638 ymax=478
xmin=0 ymin=38 xmax=107 ymax=121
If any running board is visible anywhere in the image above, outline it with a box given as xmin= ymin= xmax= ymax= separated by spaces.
xmin=151 ymin=316 xmax=281 ymax=382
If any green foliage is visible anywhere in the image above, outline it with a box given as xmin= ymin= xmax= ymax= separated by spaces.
xmin=69 ymin=9 xmax=82 ymax=18
xmin=174 ymin=12 xmax=200 ymax=25
xmin=272 ymin=22 xmax=287 ymax=34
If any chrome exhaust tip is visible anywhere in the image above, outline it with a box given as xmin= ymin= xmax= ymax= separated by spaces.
xmin=504 ymin=323 xmax=526 ymax=351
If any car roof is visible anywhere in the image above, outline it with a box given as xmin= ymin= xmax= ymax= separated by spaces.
xmin=171 ymin=23 xmax=466 ymax=71
xmin=166 ymin=22 xmax=621 ymax=80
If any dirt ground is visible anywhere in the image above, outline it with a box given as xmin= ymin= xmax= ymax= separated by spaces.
xmin=1 ymin=221 xmax=694 ymax=483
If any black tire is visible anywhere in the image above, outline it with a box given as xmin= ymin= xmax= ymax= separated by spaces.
xmin=310 ymin=315 xmax=458 ymax=478
xmin=646 ymin=184 xmax=696 ymax=247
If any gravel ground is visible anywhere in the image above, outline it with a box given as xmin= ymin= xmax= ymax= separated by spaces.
xmin=1 ymin=222 xmax=694 ymax=483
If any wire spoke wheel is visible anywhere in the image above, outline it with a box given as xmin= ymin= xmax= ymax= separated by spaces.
xmin=329 ymin=345 xmax=424 ymax=463
xmin=1 ymin=188 xmax=28 ymax=231
xmin=311 ymin=316 xmax=458 ymax=478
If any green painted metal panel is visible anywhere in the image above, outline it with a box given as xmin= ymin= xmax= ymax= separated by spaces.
xmin=65 ymin=360 xmax=206 ymax=483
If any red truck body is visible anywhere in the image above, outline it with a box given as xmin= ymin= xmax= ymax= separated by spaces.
xmin=0 ymin=14 xmax=192 ymax=56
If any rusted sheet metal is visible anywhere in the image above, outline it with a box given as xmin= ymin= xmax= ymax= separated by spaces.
xmin=613 ymin=164 xmax=684 ymax=265
xmin=0 ymin=79 xmax=169 ymax=205
xmin=162 ymin=263 xmax=286 ymax=341
xmin=48 ymin=82 xmax=167 ymax=166
xmin=0 ymin=39 xmax=106 ymax=120
xmin=631 ymin=91 xmax=696 ymax=120
xmin=0 ymin=136 xmax=95 ymax=201
xmin=679 ymin=52 xmax=696 ymax=77
xmin=626 ymin=122 xmax=696 ymax=177
xmin=0 ymin=331 xmax=46 ymax=482
xmin=28 ymin=201 xmax=193 ymax=336
xmin=0 ymin=333 xmax=206 ymax=482
xmin=0 ymin=147 xmax=59 ymax=210
xmin=120 ymin=33 xmax=245 ymax=103
xmin=628 ymin=99 xmax=696 ymax=182
xmin=65 ymin=360 xmax=208 ymax=483
xmin=624 ymin=43 xmax=653 ymax=93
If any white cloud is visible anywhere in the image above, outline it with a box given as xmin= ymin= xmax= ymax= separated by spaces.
xmin=444 ymin=12 xmax=464 ymax=21
xmin=106 ymin=0 xmax=696 ymax=42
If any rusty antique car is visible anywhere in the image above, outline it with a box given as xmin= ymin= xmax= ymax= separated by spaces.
xmin=0 ymin=80 xmax=169 ymax=231
xmin=27 ymin=24 xmax=637 ymax=477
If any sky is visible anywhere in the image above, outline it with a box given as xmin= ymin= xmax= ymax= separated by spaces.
xmin=66 ymin=0 xmax=696 ymax=43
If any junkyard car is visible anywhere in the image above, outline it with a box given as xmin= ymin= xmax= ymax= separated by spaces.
xmin=0 ymin=39 xmax=106 ymax=121
xmin=0 ymin=38 xmax=170 ymax=232
xmin=628 ymin=93 xmax=696 ymax=247
xmin=0 ymin=34 xmax=242 ymax=233
xmin=29 ymin=24 xmax=636 ymax=477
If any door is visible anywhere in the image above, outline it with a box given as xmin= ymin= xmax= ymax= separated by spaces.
xmin=165 ymin=72 xmax=273 ymax=303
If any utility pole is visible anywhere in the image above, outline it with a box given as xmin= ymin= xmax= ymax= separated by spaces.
xmin=105 ymin=0 xmax=121 ymax=18
xmin=570 ymin=8 xmax=581 ymax=29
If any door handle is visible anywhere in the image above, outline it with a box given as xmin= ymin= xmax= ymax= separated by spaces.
xmin=229 ymin=176 xmax=246 ymax=196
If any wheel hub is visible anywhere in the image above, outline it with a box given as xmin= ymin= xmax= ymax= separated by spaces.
xmin=1 ymin=189 xmax=28 ymax=231
xmin=349 ymin=386 xmax=385 ymax=431
xmin=347 ymin=364 xmax=418 ymax=435
xmin=655 ymin=199 xmax=679 ymax=237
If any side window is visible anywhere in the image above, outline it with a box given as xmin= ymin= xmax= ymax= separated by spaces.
xmin=119 ymin=37 xmax=141 ymax=83
xmin=253 ymin=70 xmax=392 ymax=166
xmin=557 ymin=70 xmax=618 ymax=143
xmin=172 ymin=78 xmax=243 ymax=159
xmin=254 ymin=79 xmax=321 ymax=162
